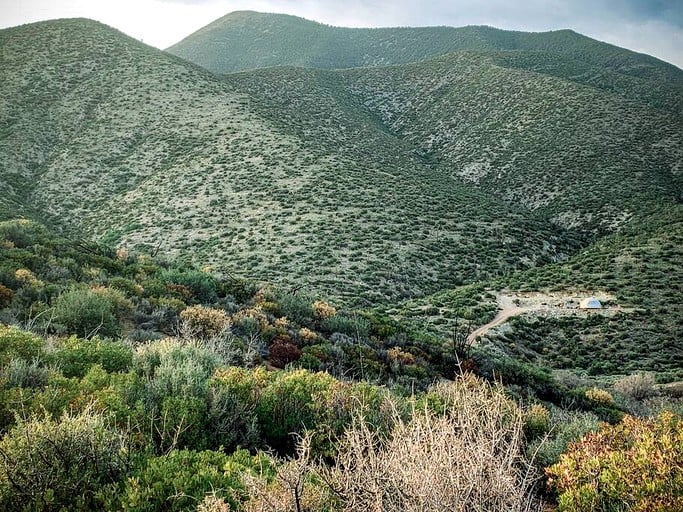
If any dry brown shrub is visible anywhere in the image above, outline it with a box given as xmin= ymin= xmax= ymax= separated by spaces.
xmin=115 ymin=247 xmax=129 ymax=261
xmin=196 ymin=494 xmax=231 ymax=512
xmin=254 ymin=286 xmax=276 ymax=305
xmin=320 ymin=375 xmax=543 ymax=512
xmin=241 ymin=435 xmax=333 ymax=512
xmin=274 ymin=316 xmax=289 ymax=328
xmin=613 ymin=373 xmax=657 ymax=400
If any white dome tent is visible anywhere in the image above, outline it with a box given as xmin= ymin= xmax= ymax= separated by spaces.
xmin=579 ymin=297 xmax=602 ymax=309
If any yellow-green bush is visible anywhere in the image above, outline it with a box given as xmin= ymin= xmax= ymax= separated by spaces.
xmin=0 ymin=324 xmax=44 ymax=366
xmin=180 ymin=305 xmax=230 ymax=338
xmin=547 ymin=411 xmax=683 ymax=512
xmin=524 ymin=403 xmax=551 ymax=440
xmin=0 ymin=407 xmax=128 ymax=511
xmin=584 ymin=386 xmax=615 ymax=406
xmin=312 ymin=300 xmax=337 ymax=320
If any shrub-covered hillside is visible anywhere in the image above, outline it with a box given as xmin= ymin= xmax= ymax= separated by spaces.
xmin=390 ymin=206 xmax=683 ymax=380
xmin=1 ymin=18 xmax=585 ymax=306
xmin=167 ymin=11 xmax=682 ymax=84
xmin=1 ymin=219 xmax=681 ymax=511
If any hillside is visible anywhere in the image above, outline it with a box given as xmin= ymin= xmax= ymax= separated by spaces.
xmin=0 ymin=19 xmax=573 ymax=307
xmin=168 ymin=11 xmax=683 ymax=113
xmin=0 ymin=18 xmax=680 ymax=364
xmin=392 ymin=205 xmax=683 ymax=379
xmin=336 ymin=52 xmax=682 ymax=230
xmin=0 ymin=15 xmax=681 ymax=510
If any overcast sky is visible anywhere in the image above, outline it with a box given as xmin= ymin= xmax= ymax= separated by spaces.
xmin=1 ymin=0 xmax=681 ymax=68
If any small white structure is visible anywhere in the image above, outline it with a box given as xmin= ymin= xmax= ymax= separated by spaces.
xmin=579 ymin=297 xmax=602 ymax=309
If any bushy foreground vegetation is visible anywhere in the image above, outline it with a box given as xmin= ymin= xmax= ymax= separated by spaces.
xmin=547 ymin=412 xmax=683 ymax=512
xmin=0 ymin=219 xmax=680 ymax=510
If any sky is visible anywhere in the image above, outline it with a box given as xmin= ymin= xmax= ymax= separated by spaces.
xmin=1 ymin=0 xmax=682 ymax=68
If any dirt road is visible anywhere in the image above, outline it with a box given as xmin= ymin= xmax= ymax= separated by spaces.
xmin=466 ymin=294 xmax=533 ymax=344
xmin=467 ymin=307 xmax=523 ymax=344
xmin=466 ymin=290 xmax=623 ymax=345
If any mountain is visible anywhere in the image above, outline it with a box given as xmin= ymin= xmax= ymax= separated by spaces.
xmin=228 ymin=54 xmax=681 ymax=236
xmin=0 ymin=17 xmax=681 ymax=343
xmin=168 ymin=11 xmax=683 ymax=114
xmin=0 ymin=18 xmax=571 ymax=306
xmin=167 ymin=11 xmax=678 ymax=78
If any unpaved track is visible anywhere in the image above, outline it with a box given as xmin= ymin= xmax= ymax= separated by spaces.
xmin=467 ymin=306 xmax=526 ymax=344
xmin=466 ymin=294 xmax=537 ymax=344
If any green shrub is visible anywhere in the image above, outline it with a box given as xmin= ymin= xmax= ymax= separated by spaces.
xmin=321 ymin=314 xmax=371 ymax=339
xmin=132 ymin=339 xmax=221 ymax=452
xmin=107 ymin=276 xmax=143 ymax=297
xmin=0 ymin=325 xmax=44 ymax=366
xmin=49 ymin=336 xmax=133 ymax=378
xmin=134 ymin=339 xmax=220 ymax=397
xmin=206 ymin=383 xmax=261 ymax=452
xmin=156 ymin=395 xmax=208 ymax=451
xmin=256 ymin=369 xmax=337 ymax=453
xmin=120 ymin=449 xmax=262 ymax=511
xmin=53 ymin=287 xmax=119 ymax=338
xmin=273 ymin=290 xmax=314 ymax=325
xmin=159 ymin=268 xmax=219 ymax=303
xmin=0 ymin=219 xmax=48 ymax=249
xmin=527 ymin=408 xmax=601 ymax=469
xmin=0 ymin=407 xmax=128 ymax=511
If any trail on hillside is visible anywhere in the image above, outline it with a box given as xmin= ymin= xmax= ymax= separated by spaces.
xmin=466 ymin=294 xmax=534 ymax=345
xmin=467 ymin=307 xmax=525 ymax=345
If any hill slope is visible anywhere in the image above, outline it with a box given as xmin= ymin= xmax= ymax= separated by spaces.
xmin=0 ymin=18 xmax=680 ymax=376
xmin=0 ymin=19 xmax=573 ymax=306
xmin=335 ymin=52 xmax=682 ymax=231
xmin=391 ymin=205 xmax=683 ymax=378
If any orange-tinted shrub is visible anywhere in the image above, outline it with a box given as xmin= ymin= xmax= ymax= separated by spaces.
xmin=546 ymin=411 xmax=683 ymax=512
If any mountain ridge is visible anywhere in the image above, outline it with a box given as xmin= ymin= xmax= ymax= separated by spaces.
xmin=167 ymin=10 xmax=682 ymax=82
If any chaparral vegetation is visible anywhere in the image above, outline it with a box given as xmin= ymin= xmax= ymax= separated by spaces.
xmin=0 ymin=10 xmax=681 ymax=511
